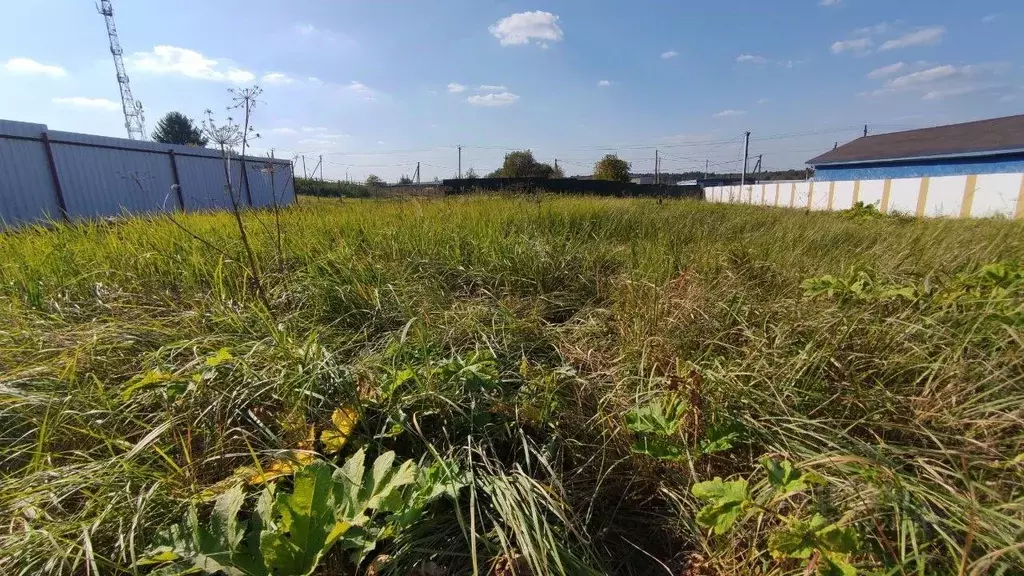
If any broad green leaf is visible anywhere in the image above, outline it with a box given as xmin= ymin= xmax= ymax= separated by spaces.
xmin=818 ymin=524 xmax=859 ymax=554
xmin=261 ymin=461 xmax=341 ymax=576
xmin=769 ymin=514 xmax=858 ymax=572
xmin=769 ymin=520 xmax=818 ymax=560
xmin=631 ymin=435 xmax=687 ymax=461
xmin=691 ymin=477 xmax=748 ymax=502
xmin=695 ymin=499 xmax=744 ymax=535
xmin=333 ymin=448 xmax=367 ymax=519
xmin=820 ymin=552 xmax=857 ymax=576
xmin=210 ymin=484 xmax=246 ymax=554
xmin=699 ymin=421 xmax=744 ymax=455
xmin=624 ymin=395 xmax=688 ymax=436
xmin=761 ymin=458 xmax=824 ymax=495
xmin=691 ymin=478 xmax=749 ymax=535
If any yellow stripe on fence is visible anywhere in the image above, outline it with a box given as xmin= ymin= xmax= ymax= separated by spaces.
xmin=961 ymin=175 xmax=977 ymax=218
xmin=915 ymin=177 xmax=930 ymax=217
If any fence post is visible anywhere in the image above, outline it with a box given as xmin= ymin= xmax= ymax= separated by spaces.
xmin=40 ymin=132 xmax=69 ymax=222
xmin=168 ymin=149 xmax=186 ymax=211
xmin=289 ymin=161 xmax=300 ymax=206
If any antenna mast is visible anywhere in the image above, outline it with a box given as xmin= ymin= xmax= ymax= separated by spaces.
xmin=97 ymin=0 xmax=146 ymax=140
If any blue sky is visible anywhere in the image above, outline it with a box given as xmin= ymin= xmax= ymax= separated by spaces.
xmin=1 ymin=0 xmax=1021 ymax=181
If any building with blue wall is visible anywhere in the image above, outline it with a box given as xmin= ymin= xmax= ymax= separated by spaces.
xmin=808 ymin=115 xmax=1024 ymax=181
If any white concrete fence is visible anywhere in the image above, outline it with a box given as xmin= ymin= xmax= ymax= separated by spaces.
xmin=705 ymin=173 xmax=1024 ymax=218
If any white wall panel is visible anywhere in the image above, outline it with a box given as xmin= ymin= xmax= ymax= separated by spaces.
xmin=702 ymin=172 xmax=1022 ymax=220
xmin=793 ymin=182 xmax=811 ymax=209
xmin=859 ymin=180 xmax=885 ymax=208
xmin=887 ymin=178 xmax=920 ymax=215
xmin=923 ymin=176 xmax=966 ymax=217
xmin=811 ymin=182 xmax=831 ymax=211
xmin=832 ymin=181 xmax=855 ymax=210
xmin=973 ymin=173 xmax=1022 ymax=217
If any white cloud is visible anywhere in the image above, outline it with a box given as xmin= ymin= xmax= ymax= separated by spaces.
xmin=888 ymin=65 xmax=957 ymax=89
xmin=262 ymin=72 xmax=294 ymax=85
xmin=4 ymin=57 xmax=67 ymax=78
xmin=922 ymin=86 xmax=983 ymax=100
xmin=295 ymin=23 xmax=318 ymax=36
xmin=52 ymin=97 xmax=119 ymax=111
xmin=661 ymin=50 xmax=679 ymax=59
xmin=736 ymin=54 xmax=768 ymax=64
xmin=308 ymin=76 xmax=323 ymax=85
xmin=129 ymin=46 xmax=255 ymax=83
xmin=479 ymin=84 xmax=508 ymax=91
xmin=345 ymin=80 xmax=375 ymax=100
xmin=867 ymin=62 xmax=906 ymax=78
xmin=869 ymin=62 xmax=1012 ymax=100
xmin=879 ymin=26 xmax=945 ymax=51
xmin=982 ymin=14 xmax=999 ymax=24
xmin=854 ymin=22 xmax=896 ymax=36
xmin=467 ymin=91 xmax=520 ymax=107
xmin=831 ymin=37 xmax=873 ymax=54
xmin=819 ymin=0 xmax=841 ymax=6
xmin=756 ymin=98 xmax=770 ymax=105
xmin=597 ymin=80 xmax=612 ymax=87
xmin=713 ymin=109 xmax=747 ymax=118
xmin=301 ymin=126 xmax=328 ymax=133
xmin=447 ymin=82 xmax=467 ymax=93
xmin=489 ymin=11 xmax=563 ymax=47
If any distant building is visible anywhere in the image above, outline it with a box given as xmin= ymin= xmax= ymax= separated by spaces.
xmin=807 ymin=115 xmax=1024 ymax=181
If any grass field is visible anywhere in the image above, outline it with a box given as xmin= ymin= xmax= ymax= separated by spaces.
xmin=2 ymin=195 xmax=1023 ymax=575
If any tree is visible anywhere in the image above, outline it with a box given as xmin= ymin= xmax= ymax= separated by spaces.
xmin=464 ymin=168 xmax=478 ymax=179
xmin=594 ymin=154 xmax=631 ymax=182
xmin=365 ymin=174 xmax=384 ymax=187
xmin=398 ymin=175 xmax=413 ymax=185
xmin=491 ymin=150 xmax=558 ymax=178
xmin=152 ymin=111 xmax=208 ymax=146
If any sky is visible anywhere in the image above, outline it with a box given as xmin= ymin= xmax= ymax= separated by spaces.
xmin=1 ymin=0 xmax=1022 ymax=182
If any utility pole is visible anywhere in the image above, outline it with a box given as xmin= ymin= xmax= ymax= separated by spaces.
xmin=740 ymin=131 xmax=751 ymax=189
xmin=319 ymin=155 xmax=323 ymax=181
xmin=554 ymin=159 xmax=558 ymax=174
xmin=705 ymin=159 xmax=709 ymax=180
xmin=415 ymin=162 xmax=421 ymax=184
xmin=864 ymin=124 xmax=868 ymax=137
xmin=457 ymin=145 xmax=462 ymax=179
xmin=301 ymin=155 xmax=307 ymax=178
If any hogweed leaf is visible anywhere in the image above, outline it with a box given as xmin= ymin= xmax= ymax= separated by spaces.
xmin=321 ymin=407 xmax=359 ymax=454
xmin=211 ymin=484 xmax=246 ymax=553
xmin=261 ymin=461 xmax=339 ymax=575
xmin=692 ymin=478 xmax=749 ymax=535
xmin=631 ymin=435 xmax=687 ymax=461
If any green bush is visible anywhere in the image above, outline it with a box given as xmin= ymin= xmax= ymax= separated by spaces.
xmin=294 ymin=177 xmax=370 ymax=198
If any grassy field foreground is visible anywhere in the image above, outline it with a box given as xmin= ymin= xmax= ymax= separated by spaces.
xmin=1 ymin=196 xmax=1023 ymax=575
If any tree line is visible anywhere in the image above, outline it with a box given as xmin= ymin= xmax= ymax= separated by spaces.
xmin=150 ymin=111 xmax=812 ymax=185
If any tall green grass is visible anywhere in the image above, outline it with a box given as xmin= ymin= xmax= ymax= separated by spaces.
xmin=1 ymin=196 xmax=1022 ymax=575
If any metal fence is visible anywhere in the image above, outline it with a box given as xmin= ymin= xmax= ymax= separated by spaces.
xmin=0 ymin=119 xmax=295 ymax=227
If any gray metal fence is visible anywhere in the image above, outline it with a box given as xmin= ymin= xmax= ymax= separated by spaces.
xmin=0 ymin=119 xmax=295 ymax=227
